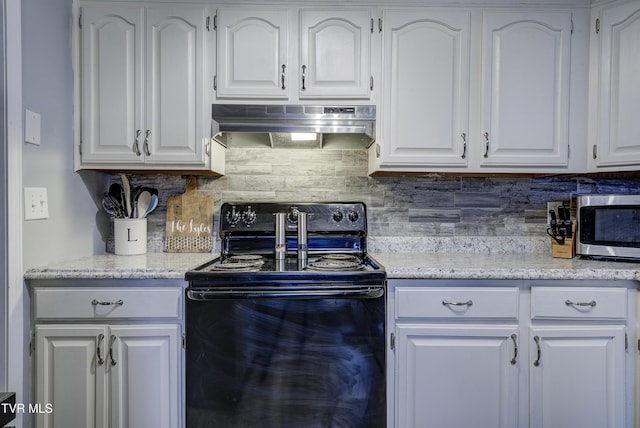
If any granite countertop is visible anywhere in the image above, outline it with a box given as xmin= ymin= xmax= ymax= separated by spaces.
xmin=373 ymin=252 xmax=640 ymax=281
xmin=24 ymin=252 xmax=215 ymax=280
xmin=367 ymin=236 xmax=640 ymax=281
xmin=24 ymin=249 xmax=640 ymax=282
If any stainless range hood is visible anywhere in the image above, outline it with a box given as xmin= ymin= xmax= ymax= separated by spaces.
xmin=211 ymin=104 xmax=376 ymax=149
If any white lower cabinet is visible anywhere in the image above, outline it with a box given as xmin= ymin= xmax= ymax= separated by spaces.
xmin=35 ymin=324 xmax=179 ymax=428
xmin=396 ymin=324 xmax=520 ymax=428
xmin=529 ymin=326 xmax=626 ymax=428
xmin=391 ymin=282 xmax=632 ymax=428
xmin=32 ymin=284 xmax=183 ymax=428
xmin=529 ymin=286 xmax=628 ymax=428
xmin=393 ymin=286 xmax=521 ymax=428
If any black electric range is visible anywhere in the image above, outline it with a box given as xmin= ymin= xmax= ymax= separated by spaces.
xmin=184 ymin=202 xmax=386 ymax=428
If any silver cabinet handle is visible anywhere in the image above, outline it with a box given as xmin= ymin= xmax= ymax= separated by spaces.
xmin=442 ymin=299 xmax=473 ymax=307
xmin=533 ymin=336 xmax=541 ymax=367
xmin=461 ymin=133 xmax=467 ymax=159
xmin=510 ymin=334 xmax=518 ymax=365
xmin=108 ymin=335 xmax=117 ymax=366
xmin=96 ymin=333 xmax=105 ymax=366
xmin=143 ymin=130 xmax=151 ymax=156
xmin=301 ymin=65 xmax=307 ymax=90
xmin=92 ymin=299 xmax=124 ymax=306
xmin=565 ymin=299 xmax=596 ymax=307
xmin=281 ymin=64 xmax=286 ymax=90
xmin=133 ymin=129 xmax=141 ymax=156
xmin=483 ymin=132 xmax=490 ymax=158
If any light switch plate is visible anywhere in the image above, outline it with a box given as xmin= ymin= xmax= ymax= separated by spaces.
xmin=24 ymin=187 xmax=49 ymax=220
xmin=24 ymin=109 xmax=41 ymax=145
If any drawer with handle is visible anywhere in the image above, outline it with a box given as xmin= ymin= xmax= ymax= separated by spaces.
xmin=396 ymin=287 xmax=519 ymax=319
xmin=530 ymin=287 xmax=627 ymax=320
xmin=33 ymin=287 xmax=182 ymax=320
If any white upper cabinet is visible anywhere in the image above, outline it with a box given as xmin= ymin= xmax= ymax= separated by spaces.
xmin=480 ymin=11 xmax=572 ymax=168
xmin=216 ymin=9 xmax=290 ymax=99
xmin=79 ymin=5 xmax=224 ymax=173
xmin=371 ymin=8 xmax=577 ymax=174
xmin=589 ymin=0 xmax=640 ymax=170
xmin=215 ymin=7 xmax=373 ymax=101
xmin=145 ymin=8 xmax=208 ymax=165
xmin=377 ymin=9 xmax=471 ymax=168
xmin=81 ymin=6 xmax=143 ymax=165
xmin=299 ymin=10 xmax=372 ymax=99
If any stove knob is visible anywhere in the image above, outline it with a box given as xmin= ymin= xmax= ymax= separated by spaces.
xmin=332 ymin=209 xmax=344 ymax=222
xmin=347 ymin=210 xmax=359 ymax=223
xmin=226 ymin=206 xmax=241 ymax=227
xmin=242 ymin=206 xmax=257 ymax=226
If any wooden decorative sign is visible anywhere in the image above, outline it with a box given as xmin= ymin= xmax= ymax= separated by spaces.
xmin=164 ymin=176 xmax=214 ymax=253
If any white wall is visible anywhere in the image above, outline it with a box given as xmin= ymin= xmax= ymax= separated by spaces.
xmin=22 ymin=0 xmax=105 ymax=269
xmin=1 ymin=0 xmax=8 ymax=391
xmin=15 ymin=3 xmax=105 ymax=426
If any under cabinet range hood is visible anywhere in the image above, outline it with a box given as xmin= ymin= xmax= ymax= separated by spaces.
xmin=211 ymin=104 xmax=376 ymax=149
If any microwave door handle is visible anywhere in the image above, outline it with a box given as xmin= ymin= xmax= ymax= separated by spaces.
xmin=187 ymin=287 xmax=384 ymax=300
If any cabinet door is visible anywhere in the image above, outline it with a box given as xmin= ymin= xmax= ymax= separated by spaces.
xmin=145 ymin=8 xmax=208 ymax=165
xmin=530 ymin=326 xmax=626 ymax=428
xmin=299 ymin=10 xmax=371 ymax=99
xmin=109 ymin=325 xmax=180 ymax=428
xmin=396 ymin=324 xmax=519 ymax=428
xmin=81 ymin=7 xmax=143 ymax=165
xmin=216 ymin=9 xmax=290 ymax=99
xmin=592 ymin=1 xmax=640 ymax=167
xmin=380 ymin=10 xmax=471 ymax=167
xmin=480 ymin=11 xmax=572 ymax=167
xmin=35 ymin=325 xmax=109 ymax=428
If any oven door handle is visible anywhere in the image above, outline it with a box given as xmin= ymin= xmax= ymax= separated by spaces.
xmin=186 ymin=286 xmax=384 ymax=300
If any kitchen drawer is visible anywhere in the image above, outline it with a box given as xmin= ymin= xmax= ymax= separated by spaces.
xmin=395 ymin=287 xmax=519 ymax=319
xmin=33 ymin=287 xmax=182 ymax=320
xmin=531 ymin=287 xmax=627 ymax=320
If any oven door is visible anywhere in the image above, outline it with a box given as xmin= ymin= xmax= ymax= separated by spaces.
xmin=185 ymin=284 xmax=385 ymax=428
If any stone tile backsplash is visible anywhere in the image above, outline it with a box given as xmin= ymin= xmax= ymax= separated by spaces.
xmin=106 ymin=148 xmax=640 ymax=252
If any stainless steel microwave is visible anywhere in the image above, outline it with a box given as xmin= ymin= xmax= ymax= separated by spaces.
xmin=576 ymin=194 xmax=640 ymax=260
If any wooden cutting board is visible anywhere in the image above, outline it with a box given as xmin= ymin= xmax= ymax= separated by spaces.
xmin=164 ymin=176 xmax=214 ymax=253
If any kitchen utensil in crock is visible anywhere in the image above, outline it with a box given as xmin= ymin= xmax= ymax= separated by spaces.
xmin=143 ymin=194 xmax=158 ymax=218
xmin=121 ymin=174 xmax=132 ymax=218
xmin=136 ymin=191 xmax=152 ymax=218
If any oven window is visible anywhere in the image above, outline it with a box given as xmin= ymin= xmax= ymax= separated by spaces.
xmin=185 ymin=297 xmax=385 ymax=428
xmin=581 ymin=206 xmax=640 ymax=246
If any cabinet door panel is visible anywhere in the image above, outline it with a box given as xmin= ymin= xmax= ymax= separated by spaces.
xmin=216 ymin=9 xmax=289 ymax=99
xmin=81 ymin=7 xmax=143 ymax=164
xmin=481 ymin=11 xmax=571 ymax=167
xmin=396 ymin=324 xmax=519 ymax=428
xmin=300 ymin=10 xmax=371 ymax=98
xmin=530 ymin=326 xmax=626 ymax=428
xmin=381 ymin=10 xmax=470 ymax=167
xmin=146 ymin=8 xmax=206 ymax=164
xmin=594 ymin=2 xmax=640 ymax=166
xmin=110 ymin=325 xmax=180 ymax=428
xmin=35 ymin=325 xmax=109 ymax=428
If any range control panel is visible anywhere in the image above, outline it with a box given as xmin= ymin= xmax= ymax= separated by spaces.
xmin=219 ymin=202 xmax=367 ymax=233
